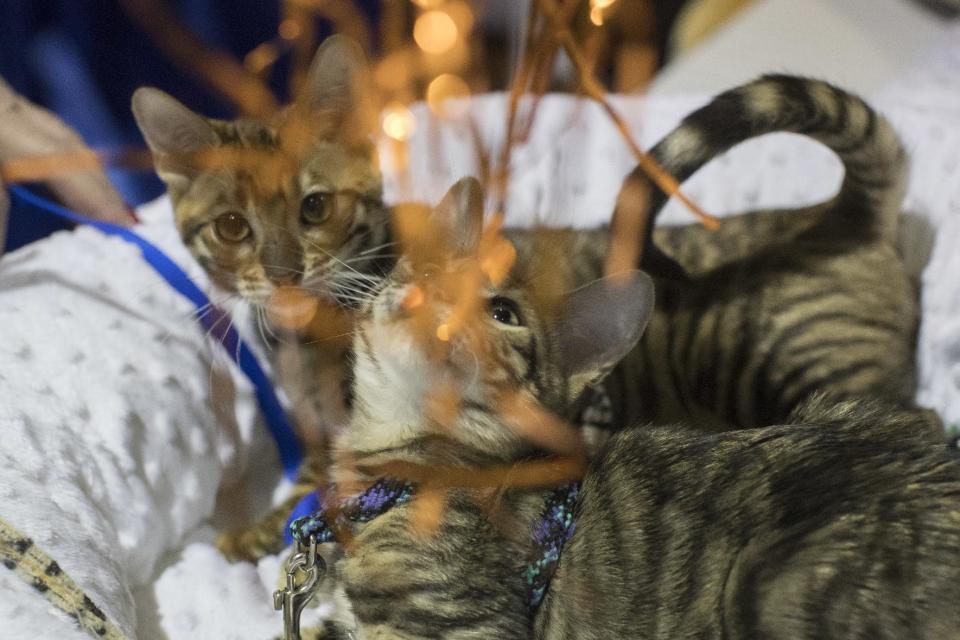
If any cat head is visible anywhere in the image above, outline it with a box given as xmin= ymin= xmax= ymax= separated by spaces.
xmin=132 ymin=35 xmax=386 ymax=306
xmin=348 ymin=177 xmax=654 ymax=461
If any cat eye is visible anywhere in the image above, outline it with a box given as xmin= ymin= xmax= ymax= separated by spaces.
xmin=300 ymin=191 xmax=334 ymax=225
xmin=490 ymin=296 xmax=523 ymax=327
xmin=214 ymin=212 xmax=251 ymax=243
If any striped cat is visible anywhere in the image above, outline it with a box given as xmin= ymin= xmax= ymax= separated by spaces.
xmin=215 ymin=74 xmax=938 ymax=563
xmin=601 ymin=74 xmax=935 ymax=433
xmin=134 ymin=61 xmax=933 ymax=439
xmin=132 ymin=35 xmax=389 ymax=444
xmin=295 ymin=177 xmax=960 ymax=640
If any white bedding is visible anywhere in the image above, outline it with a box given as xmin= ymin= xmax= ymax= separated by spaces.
xmin=2 ymin=27 xmax=959 ymax=640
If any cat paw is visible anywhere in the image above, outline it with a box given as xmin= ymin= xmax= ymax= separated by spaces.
xmin=216 ymin=529 xmax=276 ymax=563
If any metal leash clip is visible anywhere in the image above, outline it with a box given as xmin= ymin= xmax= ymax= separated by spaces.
xmin=274 ymin=535 xmax=324 ymax=640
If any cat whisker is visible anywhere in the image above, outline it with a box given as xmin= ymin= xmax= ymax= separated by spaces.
xmin=333 ymin=271 xmax=382 ymax=281
xmin=302 ymin=328 xmax=361 ymax=345
xmin=356 ymin=243 xmax=397 ymax=256
xmin=311 ymin=246 xmax=370 ymax=278
xmin=327 ymin=284 xmax=376 ymax=300
xmin=154 ymin=294 xmax=242 ymax=351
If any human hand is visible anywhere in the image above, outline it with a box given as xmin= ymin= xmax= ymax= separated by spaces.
xmin=0 ymin=75 xmax=132 ymax=246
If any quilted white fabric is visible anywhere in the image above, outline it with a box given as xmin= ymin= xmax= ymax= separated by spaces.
xmin=1 ymin=24 xmax=958 ymax=640
xmin=0 ymin=199 xmax=271 ymax=638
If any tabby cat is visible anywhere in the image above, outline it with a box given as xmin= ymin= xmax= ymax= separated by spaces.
xmin=134 ymin=45 xmax=937 ymax=557
xmin=212 ymin=73 xmax=938 ymax=562
xmin=134 ymin=32 xmax=931 ymax=437
xmin=296 ymin=177 xmax=960 ymax=640
xmin=603 ymin=74 xmax=934 ymax=433
xmin=135 ymin=42 xmax=928 ymax=440
xmin=132 ymin=35 xmax=389 ymax=443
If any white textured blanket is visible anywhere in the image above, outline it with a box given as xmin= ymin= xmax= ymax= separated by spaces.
xmin=2 ymin=33 xmax=959 ymax=640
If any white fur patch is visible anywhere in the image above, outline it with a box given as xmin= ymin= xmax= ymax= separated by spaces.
xmin=658 ymin=125 xmax=706 ymax=166
xmin=744 ymin=81 xmax=785 ymax=117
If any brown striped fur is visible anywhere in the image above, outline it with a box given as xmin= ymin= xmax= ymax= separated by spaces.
xmin=302 ymin=179 xmax=960 ymax=639
xmin=133 ymin=36 xmax=391 ymax=445
xmin=537 ymin=397 xmax=960 ymax=639
xmin=309 ymin=178 xmax=655 ymax=639
xmin=602 ymin=75 xmax=932 ymax=433
xmin=216 ymin=75 xmax=938 ymax=565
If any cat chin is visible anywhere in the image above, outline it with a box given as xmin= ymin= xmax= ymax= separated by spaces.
xmin=356 ymin=320 xmax=429 ymax=398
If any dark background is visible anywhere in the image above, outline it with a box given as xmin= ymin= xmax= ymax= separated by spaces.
xmin=1 ymin=0 xmax=691 ymax=204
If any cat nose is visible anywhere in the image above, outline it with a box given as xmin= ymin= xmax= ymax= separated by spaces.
xmin=264 ymin=265 xmax=302 ymax=286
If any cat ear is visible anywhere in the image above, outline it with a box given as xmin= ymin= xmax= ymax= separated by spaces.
xmin=559 ymin=271 xmax=654 ymax=385
xmin=131 ymin=87 xmax=217 ymax=186
xmin=432 ymin=177 xmax=484 ymax=255
xmin=303 ymin=35 xmax=376 ymax=134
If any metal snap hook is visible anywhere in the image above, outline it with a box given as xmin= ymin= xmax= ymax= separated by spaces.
xmin=273 ymin=536 xmax=324 ymax=640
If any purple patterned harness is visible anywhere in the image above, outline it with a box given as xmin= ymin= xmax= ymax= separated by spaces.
xmin=288 ymin=477 xmax=580 ymax=612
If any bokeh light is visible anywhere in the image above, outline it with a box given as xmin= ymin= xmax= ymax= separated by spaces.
xmin=381 ymin=102 xmax=417 ymax=141
xmin=426 ymin=73 xmax=471 ymax=118
xmin=403 ymin=285 xmax=425 ymax=311
xmin=267 ymin=286 xmax=319 ymax=330
xmin=590 ymin=0 xmax=618 ymax=26
xmin=278 ymin=19 xmax=301 ymax=40
xmin=414 ymin=10 xmax=459 ymax=55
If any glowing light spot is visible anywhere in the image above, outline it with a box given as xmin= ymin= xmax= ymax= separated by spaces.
xmin=589 ymin=0 xmax=617 ymax=25
xmin=436 ymin=324 xmax=451 ymax=342
xmin=278 ymin=19 xmax=301 ymax=40
xmin=403 ymin=285 xmax=425 ymax=311
xmin=411 ymin=0 xmax=444 ymax=7
xmin=426 ymin=74 xmax=471 ymax=118
xmin=381 ymin=102 xmax=416 ymax=141
xmin=414 ymin=10 xmax=459 ymax=55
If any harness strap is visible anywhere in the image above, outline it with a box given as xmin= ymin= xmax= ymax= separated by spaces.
xmin=289 ymin=479 xmax=415 ymax=546
xmin=522 ymin=482 xmax=580 ymax=609
xmin=7 ymin=186 xmax=303 ymax=479
xmin=288 ymin=477 xmax=579 ymax=613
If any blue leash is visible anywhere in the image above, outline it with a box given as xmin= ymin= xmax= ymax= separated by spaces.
xmin=8 ymin=185 xmax=303 ymax=479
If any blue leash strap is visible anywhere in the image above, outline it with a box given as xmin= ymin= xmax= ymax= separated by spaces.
xmin=8 ymin=185 xmax=303 ymax=479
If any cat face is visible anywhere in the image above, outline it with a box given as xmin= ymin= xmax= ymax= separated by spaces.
xmin=349 ymin=178 xmax=655 ymax=460
xmin=133 ymin=36 xmax=387 ymax=307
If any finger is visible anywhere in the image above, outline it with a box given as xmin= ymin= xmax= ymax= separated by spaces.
xmin=45 ymin=172 xmax=133 ymax=225
xmin=0 ymin=77 xmax=133 ymax=226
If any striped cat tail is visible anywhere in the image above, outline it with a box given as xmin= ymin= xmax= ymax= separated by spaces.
xmin=633 ymin=74 xmax=906 ymax=254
